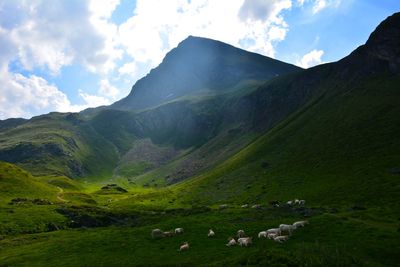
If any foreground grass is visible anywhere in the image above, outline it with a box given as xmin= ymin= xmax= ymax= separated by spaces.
xmin=0 ymin=201 xmax=399 ymax=266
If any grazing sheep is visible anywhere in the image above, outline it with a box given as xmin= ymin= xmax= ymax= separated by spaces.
xmin=299 ymin=200 xmax=306 ymax=205
xmin=163 ymin=231 xmax=175 ymax=237
xmin=266 ymin=228 xmax=281 ymax=235
xmin=175 ymin=228 xmax=184 ymax=234
xmin=293 ymin=220 xmax=308 ymax=228
xmin=287 ymin=200 xmax=294 ymax=206
xmin=226 ymin=238 xmax=237 ymax=246
xmin=274 ymin=235 xmax=289 ymax=243
xmin=258 ymin=231 xmax=268 ymax=238
xmin=294 ymin=199 xmax=300 ymax=205
xmin=237 ymin=230 xmax=246 ymax=238
xmin=238 ymin=237 xmax=252 ymax=247
xmin=267 ymin=232 xmax=278 ymax=240
xmin=241 ymin=204 xmax=249 ymax=208
xmin=252 ymin=204 xmax=261 ymax=209
xmin=179 ymin=242 xmax=189 ymax=251
xmin=208 ymin=229 xmax=215 ymax=237
xmin=279 ymin=224 xmax=296 ymax=235
xmin=219 ymin=204 xmax=228 ymax=209
xmin=151 ymin=229 xmax=164 ymax=238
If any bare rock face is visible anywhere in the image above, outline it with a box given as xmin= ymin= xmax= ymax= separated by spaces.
xmin=365 ymin=12 xmax=400 ymax=73
xmin=342 ymin=12 xmax=400 ymax=76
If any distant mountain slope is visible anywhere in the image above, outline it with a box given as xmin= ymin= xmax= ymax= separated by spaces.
xmin=0 ymin=113 xmax=119 ymax=179
xmin=111 ymin=36 xmax=301 ymax=111
xmin=0 ymin=161 xmax=56 ymax=200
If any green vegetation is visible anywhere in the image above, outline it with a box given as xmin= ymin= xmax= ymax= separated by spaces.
xmin=0 ymin=13 xmax=399 ymax=266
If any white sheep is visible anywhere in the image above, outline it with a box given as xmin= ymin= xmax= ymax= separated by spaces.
xmin=238 ymin=237 xmax=252 ymax=247
xmin=208 ymin=229 xmax=215 ymax=237
xmin=287 ymin=200 xmax=294 ymax=206
xmin=299 ymin=200 xmax=306 ymax=205
xmin=267 ymin=232 xmax=278 ymax=239
xmin=219 ymin=204 xmax=228 ymax=209
xmin=294 ymin=199 xmax=300 ymax=205
xmin=179 ymin=242 xmax=189 ymax=251
xmin=151 ymin=229 xmax=164 ymax=238
xmin=163 ymin=231 xmax=175 ymax=237
xmin=252 ymin=204 xmax=261 ymax=209
xmin=274 ymin=235 xmax=289 ymax=243
xmin=293 ymin=220 xmax=308 ymax=228
xmin=237 ymin=230 xmax=246 ymax=238
xmin=266 ymin=228 xmax=281 ymax=235
xmin=175 ymin=228 xmax=184 ymax=234
xmin=241 ymin=204 xmax=249 ymax=208
xmin=279 ymin=224 xmax=296 ymax=235
xmin=226 ymin=238 xmax=237 ymax=246
xmin=258 ymin=231 xmax=267 ymax=238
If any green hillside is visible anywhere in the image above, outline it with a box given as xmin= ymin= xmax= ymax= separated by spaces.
xmin=0 ymin=161 xmax=56 ymax=201
xmin=176 ymin=73 xmax=400 ymax=209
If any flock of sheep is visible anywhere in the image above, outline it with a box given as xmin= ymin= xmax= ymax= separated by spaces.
xmin=151 ymin=199 xmax=309 ymax=251
xmin=151 ymin=220 xmax=309 ymax=251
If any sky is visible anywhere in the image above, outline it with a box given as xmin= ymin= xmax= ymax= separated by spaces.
xmin=0 ymin=0 xmax=398 ymax=119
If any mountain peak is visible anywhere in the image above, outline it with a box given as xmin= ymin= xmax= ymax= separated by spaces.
xmin=340 ymin=12 xmax=400 ymax=75
xmin=366 ymin=12 xmax=400 ymax=49
xmin=112 ymin=36 xmax=301 ymax=111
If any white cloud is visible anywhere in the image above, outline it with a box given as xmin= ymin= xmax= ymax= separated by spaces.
xmin=118 ymin=62 xmax=137 ymax=77
xmin=98 ymin=79 xmax=119 ymax=99
xmin=238 ymin=0 xmax=292 ymax=22
xmin=312 ymin=0 xmax=327 ymax=13
xmin=0 ymin=0 xmax=122 ymax=75
xmin=78 ymin=90 xmax=111 ymax=107
xmin=296 ymin=0 xmax=341 ymax=14
xmin=297 ymin=49 xmax=324 ymax=68
xmin=118 ymin=0 xmax=292 ymax=68
xmin=0 ymin=67 xmax=116 ymax=119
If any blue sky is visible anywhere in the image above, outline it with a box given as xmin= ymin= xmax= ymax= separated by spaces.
xmin=0 ymin=0 xmax=398 ymax=119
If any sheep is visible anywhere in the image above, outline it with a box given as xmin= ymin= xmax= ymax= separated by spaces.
xmin=208 ymin=229 xmax=215 ymax=237
xmin=299 ymin=200 xmax=306 ymax=205
xmin=274 ymin=235 xmax=289 ymax=243
xmin=237 ymin=230 xmax=246 ymax=238
xmin=267 ymin=232 xmax=278 ymax=240
xmin=179 ymin=242 xmax=189 ymax=251
xmin=226 ymin=238 xmax=237 ymax=246
xmin=293 ymin=220 xmax=309 ymax=228
xmin=219 ymin=204 xmax=228 ymax=209
xmin=163 ymin=231 xmax=175 ymax=237
xmin=238 ymin=237 xmax=252 ymax=247
xmin=294 ymin=199 xmax=300 ymax=205
xmin=241 ymin=204 xmax=249 ymax=208
xmin=279 ymin=224 xmax=296 ymax=235
xmin=151 ymin=229 xmax=164 ymax=238
xmin=266 ymin=228 xmax=281 ymax=235
xmin=287 ymin=200 xmax=294 ymax=206
xmin=258 ymin=231 xmax=268 ymax=238
xmin=175 ymin=228 xmax=184 ymax=234
xmin=252 ymin=204 xmax=261 ymax=209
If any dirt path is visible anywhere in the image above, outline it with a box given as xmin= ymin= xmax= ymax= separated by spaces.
xmin=56 ymin=186 xmax=68 ymax=202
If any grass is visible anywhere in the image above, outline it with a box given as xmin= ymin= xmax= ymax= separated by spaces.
xmin=0 ymin=206 xmax=398 ymax=266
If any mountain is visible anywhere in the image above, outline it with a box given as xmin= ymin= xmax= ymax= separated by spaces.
xmin=111 ymin=36 xmax=301 ymax=111
xmin=174 ymin=12 xmax=400 ymax=207
xmin=0 ymin=37 xmax=302 ymax=179
xmin=0 ymin=13 xmax=398 ymax=187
